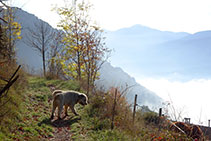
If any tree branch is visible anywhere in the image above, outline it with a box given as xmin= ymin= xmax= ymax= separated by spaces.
xmin=0 ymin=75 xmax=19 ymax=97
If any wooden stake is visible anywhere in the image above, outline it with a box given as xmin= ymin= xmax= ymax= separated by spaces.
xmin=133 ymin=94 xmax=137 ymax=123
xmin=158 ymin=108 xmax=162 ymax=131
xmin=159 ymin=108 xmax=162 ymax=117
xmin=111 ymin=88 xmax=117 ymax=130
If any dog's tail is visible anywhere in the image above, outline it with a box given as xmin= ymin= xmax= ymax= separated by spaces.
xmin=52 ymin=90 xmax=63 ymax=98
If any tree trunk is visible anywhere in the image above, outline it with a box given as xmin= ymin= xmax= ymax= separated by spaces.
xmin=42 ymin=28 xmax=46 ymax=77
xmin=87 ymin=72 xmax=90 ymax=95
xmin=77 ymin=51 xmax=81 ymax=81
xmin=42 ymin=49 xmax=46 ymax=77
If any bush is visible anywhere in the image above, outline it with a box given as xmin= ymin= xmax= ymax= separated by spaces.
xmin=143 ymin=112 xmax=160 ymax=124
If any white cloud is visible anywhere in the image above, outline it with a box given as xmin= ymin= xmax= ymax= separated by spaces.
xmin=137 ymin=78 xmax=211 ymax=125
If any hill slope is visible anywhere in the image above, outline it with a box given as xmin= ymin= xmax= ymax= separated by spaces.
xmin=96 ymin=62 xmax=163 ymax=107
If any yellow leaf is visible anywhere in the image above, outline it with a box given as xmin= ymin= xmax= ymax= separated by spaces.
xmin=17 ymin=36 xmax=22 ymax=39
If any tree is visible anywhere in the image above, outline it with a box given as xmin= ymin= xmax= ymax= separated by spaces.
xmin=47 ymin=30 xmax=64 ymax=78
xmin=0 ymin=18 xmax=8 ymax=60
xmin=81 ymin=22 xmax=110 ymax=94
xmin=55 ymin=0 xmax=111 ymax=94
xmin=56 ymin=1 xmax=87 ymax=81
xmin=0 ymin=1 xmax=21 ymax=61
xmin=25 ymin=20 xmax=54 ymax=77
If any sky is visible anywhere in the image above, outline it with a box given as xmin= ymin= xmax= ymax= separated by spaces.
xmin=10 ymin=0 xmax=211 ymax=125
xmin=10 ymin=0 xmax=211 ymax=33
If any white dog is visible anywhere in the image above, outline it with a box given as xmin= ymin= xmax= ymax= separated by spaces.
xmin=51 ymin=90 xmax=88 ymax=120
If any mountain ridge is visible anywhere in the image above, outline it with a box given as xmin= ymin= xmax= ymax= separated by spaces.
xmin=106 ymin=24 xmax=211 ymax=81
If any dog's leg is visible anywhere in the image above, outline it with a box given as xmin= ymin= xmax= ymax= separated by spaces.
xmin=64 ymin=105 xmax=69 ymax=117
xmin=50 ymin=101 xmax=57 ymax=119
xmin=58 ymin=104 xmax=63 ymax=120
xmin=70 ymin=106 xmax=78 ymax=116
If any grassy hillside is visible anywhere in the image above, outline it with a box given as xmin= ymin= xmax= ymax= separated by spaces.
xmin=4 ymin=76 xmax=81 ymax=140
xmin=0 ymin=76 xmax=193 ymax=140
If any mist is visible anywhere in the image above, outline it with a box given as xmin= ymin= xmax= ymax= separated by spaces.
xmin=138 ymin=78 xmax=211 ymax=126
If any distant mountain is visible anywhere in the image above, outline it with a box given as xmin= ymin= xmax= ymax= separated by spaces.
xmin=13 ymin=8 xmax=163 ymax=108
xmin=148 ymin=30 xmax=211 ymax=75
xmin=106 ymin=25 xmax=189 ymax=48
xmin=106 ymin=25 xmax=211 ymax=81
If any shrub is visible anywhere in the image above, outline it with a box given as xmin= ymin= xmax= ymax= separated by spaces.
xmin=85 ymin=87 xmax=133 ymax=131
xmin=143 ymin=111 xmax=160 ymax=124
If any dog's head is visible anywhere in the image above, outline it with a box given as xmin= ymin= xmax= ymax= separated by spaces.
xmin=78 ymin=93 xmax=88 ymax=106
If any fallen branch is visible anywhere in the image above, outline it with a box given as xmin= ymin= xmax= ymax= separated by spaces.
xmin=0 ymin=65 xmax=21 ymax=97
xmin=0 ymin=75 xmax=19 ymax=97
xmin=8 ymin=65 xmax=21 ymax=82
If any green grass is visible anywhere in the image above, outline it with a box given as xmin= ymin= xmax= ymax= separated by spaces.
xmin=0 ymin=77 xmax=25 ymax=140
xmin=0 ymin=76 xmax=81 ymax=140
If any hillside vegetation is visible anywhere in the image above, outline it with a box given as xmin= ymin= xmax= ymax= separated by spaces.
xmin=0 ymin=76 xmax=193 ymax=140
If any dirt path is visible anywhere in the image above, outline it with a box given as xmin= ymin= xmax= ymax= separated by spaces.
xmin=49 ymin=115 xmax=81 ymax=141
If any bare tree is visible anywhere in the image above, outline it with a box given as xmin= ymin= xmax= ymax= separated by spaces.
xmin=109 ymin=85 xmax=135 ymax=129
xmin=47 ymin=30 xmax=64 ymax=78
xmin=25 ymin=20 xmax=54 ymax=76
xmin=166 ymin=94 xmax=186 ymax=121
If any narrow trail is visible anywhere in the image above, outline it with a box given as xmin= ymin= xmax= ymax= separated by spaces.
xmin=49 ymin=114 xmax=81 ymax=141
xmin=47 ymin=85 xmax=81 ymax=141
xmin=49 ymin=116 xmax=73 ymax=141
xmin=14 ymin=77 xmax=87 ymax=140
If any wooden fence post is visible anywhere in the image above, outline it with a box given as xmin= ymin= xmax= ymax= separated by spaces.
xmin=111 ymin=88 xmax=117 ymax=130
xmin=159 ymin=108 xmax=162 ymax=117
xmin=132 ymin=94 xmax=137 ymax=124
xmin=158 ymin=108 xmax=162 ymax=131
xmin=208 ymin=120 xmax=210 ymax=127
